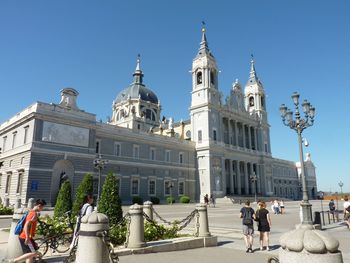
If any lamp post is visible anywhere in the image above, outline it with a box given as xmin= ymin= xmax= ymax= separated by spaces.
xmin=250 ymin=172 xmax=257 ymax=203
xmin=93 ymin=154 xmax=108 ymax=207
xmin=319 ymin=191 xmax=324 ymax=225
xmin=279 ymin=92 xmax=315 ymax=225
xmin=338 ymin=181 xmax=344 ymax=195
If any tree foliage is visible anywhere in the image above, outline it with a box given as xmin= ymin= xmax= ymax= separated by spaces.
xmin=98 ymin=172 xmax=122 ymax=225
xmin=72 ymin=174 xmax=93 ymax=217
xmin=54 ymin=180 xmax=72 ymax=218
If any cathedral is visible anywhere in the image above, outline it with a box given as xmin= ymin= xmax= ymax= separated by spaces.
xmin=0 ymin=28 xmax=317 ymax=206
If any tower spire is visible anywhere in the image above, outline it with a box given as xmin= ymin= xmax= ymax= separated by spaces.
xmin=133 ymin=54 xmax=144 ymax=84
xmin=198 ymin=22 xmax=209 ymax=54
xmin=247 ymin=54 xmax=259 ymax=85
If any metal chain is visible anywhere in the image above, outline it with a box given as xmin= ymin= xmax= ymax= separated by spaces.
xmin=177 ymin=210 xmax=198 ymax=232
xmin=151 ymin=207 xmax=173 ymax=225
xmin=98 ymin=230 xmax=119 ymax=263
xmin=194 ymin=211 xmax=200 ymax=237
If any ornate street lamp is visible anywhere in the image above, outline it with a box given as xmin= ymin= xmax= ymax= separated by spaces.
xmin=168 ymin=182 xmax=175 ymax=205
xmin=279 ymin=92 xmax=315 ymax=225
xmin=93 ymin=154 xmax=109 ymax=207
xmin=338 ymin=181 xmax=344 ymax=195
xmin=250 ymin=172 xmax=257 ymax=203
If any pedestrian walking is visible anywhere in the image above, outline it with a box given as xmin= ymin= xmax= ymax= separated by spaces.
xmin=210 ymin=193 xmax=216 ymax=208
xmin=279 ymin=200 xmax=285 ymax=214
xmin=343 ymin=197 xmax=350 ymax=229
xmin=204 ymin=194 xmax=209 ymax=206
xmin=9 ymin=199 xmax=46 ymax=263
xmin=70 ymin=194 xmax=94 ymax=249
xmin=273 ymin=200 xmax=280 ymax=215
xmin=240 ymin=200 xmax=255 ymax=253
xmin=255 ymin=202 xmax=271 ymax=251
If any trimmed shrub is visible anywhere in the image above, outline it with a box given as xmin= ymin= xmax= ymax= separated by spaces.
xmin=132 ymin=196 xmax=143 ymax=205
xmin=0 ymin=205 xmax=13 ymax=215
xmin=72 ymin=174 xmax=93 ymax=217
xmin=150 ymin=196 xmax=160 ymax=204
xmin=179 ymin=196 xmax=190 ymax=203
xmin=166 ymin=196 xmax=175 ymax=204
xmin=54 ymin=180 xmax=72 ymax=218
xmin=98 ymin=172 xmax=123 ymax=225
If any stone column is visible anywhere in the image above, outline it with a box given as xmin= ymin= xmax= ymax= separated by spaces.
xmin=15 ymin=198 xmax=21 ymax=209
xmin=242 ymin=124 xmax=246 ymax=148
xmin=196 ymin=203 xmax=211 ymax=237
xmin=254 ymin=128 xmax=258 ymax=151
xmin=256 ymin=164 xmax=261 ymax=194
xmin=75 ymin=212 xmax=110 ymax=263
xmin=236 ymin=161 xmax=242 ymax=195
xmin=228 ymin=120 xmax=232 ymax=145
xmin=244 ymin=162 xmax=249 ymax=195
xmin=126 ymin=204 xmax=145 ymax=249
xmin=221 ymin=157 xmax=226 ymax=194
xmin=229 ymin=160 xmax=234 ymax=195
xmin=234 ymin=121 xmax=238 ymax=146
xmin=248 ymin=125 xmax=252 ymax=149
xmin=7 ymin=207 xmax=27 ymax=258
xmin=143 ymin=201 xmax=153 ymax=221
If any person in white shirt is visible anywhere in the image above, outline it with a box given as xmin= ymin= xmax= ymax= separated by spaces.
xmin=343 ymin=197 xmax=350 ymax=229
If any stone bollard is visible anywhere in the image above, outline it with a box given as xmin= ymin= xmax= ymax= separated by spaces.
xmin=126 ymin=204 xmax=145 ymax=249
xmin=75 ymin=212 xmax=110 ymax=263
xmin=27 ymin=198 xmax=35 ymax=209
xmin=15 ymin=198 xmax=21 ymax=209
xmin=143 ymin=201 xmax=153 ymax=221
xmin=7 ymin=207 xmax=28 ymax=259
xmin=4 ymin=197 xmax=9 ymax=207
xmin=279 ymin=224 xmax=343 ymax=263
xmin=196 ymin=203 xmax=211 ymax=237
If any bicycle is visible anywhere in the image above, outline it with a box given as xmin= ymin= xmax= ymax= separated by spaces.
xmin=35 ymin=211 xmax=76 ymax=258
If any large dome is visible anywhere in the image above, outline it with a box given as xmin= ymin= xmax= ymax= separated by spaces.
xmin=115 ymin=83 xmax=158 ymax=104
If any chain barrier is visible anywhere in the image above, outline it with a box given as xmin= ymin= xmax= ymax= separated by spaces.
xmin=98 ymin=230 xmax=119 ymax=263
xmin=145 ymin=209 xmax=200 ymax=236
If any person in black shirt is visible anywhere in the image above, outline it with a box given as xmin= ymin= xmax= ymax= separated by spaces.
xmin=240 ymin=200 xmax=255 ymax=253
xmin=256 ymin=201 xmax=271 ymax=251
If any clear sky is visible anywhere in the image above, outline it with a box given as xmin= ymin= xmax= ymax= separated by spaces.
xmin=0 ymin=1 xmax=349 ymax=193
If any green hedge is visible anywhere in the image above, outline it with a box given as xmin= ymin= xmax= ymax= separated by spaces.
xmin=150 ymin=197 xmax=160 ymax=204
xmin=132 ymin=196 xmax=143 ymax=205
xmin=179 ymin=196 xmax=190 ymax=203
xmin=0 ymin=206 xmax=14 ymax=215
xmin=166 ymin=196 xmax=175 ymax=204
xmin=72 ymin=174 xmax=93 ymax=217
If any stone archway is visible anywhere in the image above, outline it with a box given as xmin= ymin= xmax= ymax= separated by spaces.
xmin=51 ymin=160 xmax=74 ymax=206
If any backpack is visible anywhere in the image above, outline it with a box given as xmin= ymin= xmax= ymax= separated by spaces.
xmin=14 ymin=211 xmax=29 ymax=235
xmin=346 ymin=205 xmax=350 ymax=213
xmin=242 ymin=208 xmax=253 ymax=225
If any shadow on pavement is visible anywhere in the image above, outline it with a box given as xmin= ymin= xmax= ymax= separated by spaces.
xmin=217 ymin=240 xmax=234 ymax=246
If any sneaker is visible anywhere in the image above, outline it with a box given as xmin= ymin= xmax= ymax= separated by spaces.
xmin=260 ymin=247 xmax=263 ymax=251
xmin=266 ymin=246 xmax=270 ymax=251
xmin=246 ymin=248 xmax=250 ymax=253
xmin=249 ymin=248 xmax=253 ymax=253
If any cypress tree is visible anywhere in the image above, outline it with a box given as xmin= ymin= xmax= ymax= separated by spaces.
xmin=98 ymin=172 xmax=122 ymax=225
xmin=54 ymin=180 xmax=72 ymax=218
xmin=72 ymin=174 xmax=93 ymax=217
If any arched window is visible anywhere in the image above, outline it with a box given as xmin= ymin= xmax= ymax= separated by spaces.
xmin=249 ymin=96 xmax=255 ymax=107
xmin=210 ymin=71 xmax=215 ymax=85
xmin=197 ymin=71 xmax=202 ymax=84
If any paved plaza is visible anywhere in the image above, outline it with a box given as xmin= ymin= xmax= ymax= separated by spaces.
xmin=0 ymin=200 xmax=349 ymax=262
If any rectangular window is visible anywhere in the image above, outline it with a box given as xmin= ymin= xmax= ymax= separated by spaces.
xmin=213 ymin=130 xmax=217 ymax=141
xmin=24 ymin=126 xmax=29 ymax=144
xmin=150 ymin=148 xmax=156 ymax=160
xmin=114 ymin=142 xmax=121 ymax=156
xmin=5 ymin=173 xmax=11 ymax=194
xmin=16 ymin=171 xmax=23 ymax=194
xmin=2 ymin=136 xmax=7 ymax=152
xmin=95 ymin=139 xmax=101 ymax=154
xmin=178 ymin=181 xmax=184 ymax=195
xmin=149 ymin=179 xmax=156 ymax=196
xmin=179 ymin=153 xmax=183 ymax=164
xmin=198 ymin=130 xmax=202 ymax=143
xmin=131 ymin=178 xmax=139 ymax=195
xmin=164 ymin=181 xmax=170 ymax=195
xmin=133 ymin=145 xmax=140 ymax=159
xmin=12 ymin=132 xmax=17 ymax=149
xmin=165 ymin=150 xmax=171 ymax=162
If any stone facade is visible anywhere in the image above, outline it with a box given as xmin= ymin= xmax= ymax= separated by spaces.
xmin=0 ymin=28 xmax=317 ymax=206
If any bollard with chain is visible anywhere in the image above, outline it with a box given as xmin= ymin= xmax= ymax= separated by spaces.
xmin=7 ymin=207 xmax=28 ymax=258
xmin=27 ymin=198 xmax=35 ymax=209
xmin=15 ymin=198 xmax=21 ymax=209
xmin=196 ymin=203 xmax=211 ymax=237
xmin=126 ymin=204 xmax=145 ymax=249
xmin=143 ymin=201 xmax=153 ymax=221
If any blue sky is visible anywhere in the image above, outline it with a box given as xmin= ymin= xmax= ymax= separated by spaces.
xmin=0 ymin=1 xmax=349 ymax=192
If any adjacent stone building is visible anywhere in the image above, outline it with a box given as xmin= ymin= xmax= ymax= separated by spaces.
xmin=0 ymin=28 xmax=317 ymax=206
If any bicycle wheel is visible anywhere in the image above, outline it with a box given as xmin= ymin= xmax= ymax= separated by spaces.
xmin=56 ymin=233 xmax=73 ymax=253
xmin=35 ymin=238 xmax=49 ymax=258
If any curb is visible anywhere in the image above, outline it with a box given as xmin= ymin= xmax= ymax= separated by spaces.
xmin=0 ymin=215 xmax=13 ymax=219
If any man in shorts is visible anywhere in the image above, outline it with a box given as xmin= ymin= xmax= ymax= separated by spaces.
xmin=10 ymin=199 xmax=46 ymax=263
xmin=240 ymin=200 xmax=256 ymax=253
